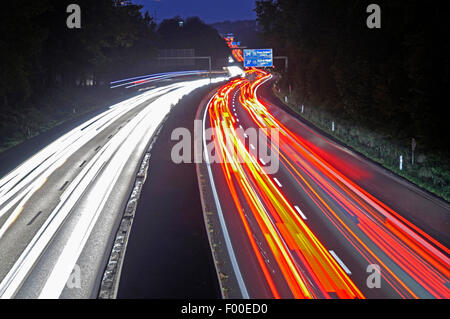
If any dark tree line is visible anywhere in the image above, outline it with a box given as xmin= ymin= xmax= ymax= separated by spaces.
xmin=157 ymin=16 xmax=230 ymax=67
xmin=0 ymin=0 xmax=156 ymax=107
xmin=0 ymin=0 xmax=158 ymax=149
xmin=256 ymin=0 xmax=449 ymax=151
xmin=0 ymin=0 xmax=228 ymax=151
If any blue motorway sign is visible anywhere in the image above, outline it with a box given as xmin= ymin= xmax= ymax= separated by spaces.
xmin=243 ymin=49 xmax=273 ymax=67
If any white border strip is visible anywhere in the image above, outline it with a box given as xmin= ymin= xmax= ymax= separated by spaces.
xmin=329 ymin=250 xmax=352 ymax=275
xmin=294 ymin=206 xmax=307 ymax=220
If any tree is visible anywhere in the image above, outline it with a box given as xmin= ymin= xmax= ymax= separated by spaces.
xmin=157 ymin=17 xmax=229 ymax=67
xmin=256 ymin=0 xmax=450 ymax=149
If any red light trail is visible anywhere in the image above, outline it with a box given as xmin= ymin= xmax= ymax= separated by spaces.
xmin=204 ymin=66 xmax=450 ymax=299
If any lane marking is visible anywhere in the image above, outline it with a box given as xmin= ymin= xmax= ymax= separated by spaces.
xmin=329 ymin=250 xmax=352 ymax=275
xmin=294 ymin=205 xmax=307 ymax=220
xmin=250 ymin=144 xmax=255 ymax=150
xmin=27 ymin=211 xmax=42 ymax=226
xmin=273 ymin=177 xmax=282 ymax=188
xmin=259 ymin=158 xmax=266 ymax=165
xmin=59 ymin=181 xmax=69 ymax=191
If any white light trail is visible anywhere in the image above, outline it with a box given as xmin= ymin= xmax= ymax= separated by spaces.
xmin=0 ymin=77 xmax=227 ymax=299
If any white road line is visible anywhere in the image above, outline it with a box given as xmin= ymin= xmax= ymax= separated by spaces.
xmin=273 ymin=177 xmax=282 ymax=188
xmin=294 ymin=205 xmax=307 ymax=220
xmin=250 ymin=144 xmax=255 ymax=150
xmin=202 ymin=93 xmax=249 ymax=299
xmin=236 ymin=118 xmax=239 ymax=122
xmin=259 ymin=158 xmax=266 ymax=165
xmin=244 ymin=133 xmax=248 ymax=138
xmin=329 ymin=250 xmax=352 ymax=275
xmin=239 ymin=125 xmax=243 ymax=129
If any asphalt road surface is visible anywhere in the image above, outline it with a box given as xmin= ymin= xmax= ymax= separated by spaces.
xmin=0 ymin=77 xmax=219 ymax=298
xmin=201 ymin=69 xmax=449 ymax=299
xmin=116 ymin=85 xmax=222 ymax=299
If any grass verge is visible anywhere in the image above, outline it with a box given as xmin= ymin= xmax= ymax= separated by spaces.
xmin=273 ymin=86 xmax=450 ymax=202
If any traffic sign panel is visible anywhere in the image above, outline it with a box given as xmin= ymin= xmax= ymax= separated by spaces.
xmin=243 ymin=49 xmax=273 ymax=67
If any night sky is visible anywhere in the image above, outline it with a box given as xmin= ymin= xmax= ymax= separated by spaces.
xmin=132 ymin=0 xmax=257 ymax=23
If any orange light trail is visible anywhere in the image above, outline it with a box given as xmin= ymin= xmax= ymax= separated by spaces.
xmin=205 ymin=66 xmax=450 ymax=298
xmin=208 ymin=73 xmax=364 ymax=299
xmin=225 ymin=36 xmax=244 ymax=63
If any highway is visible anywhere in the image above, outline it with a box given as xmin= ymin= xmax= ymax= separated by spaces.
xmin=0 ymin=76 xmax=224 ymax=299
xmin=116 ymin=84 xmax=223 ymax=299
xmin=200 ymin=68 xmax=450 ymax=299
xmin=0 ymin=53 xmax=448 ymax=300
